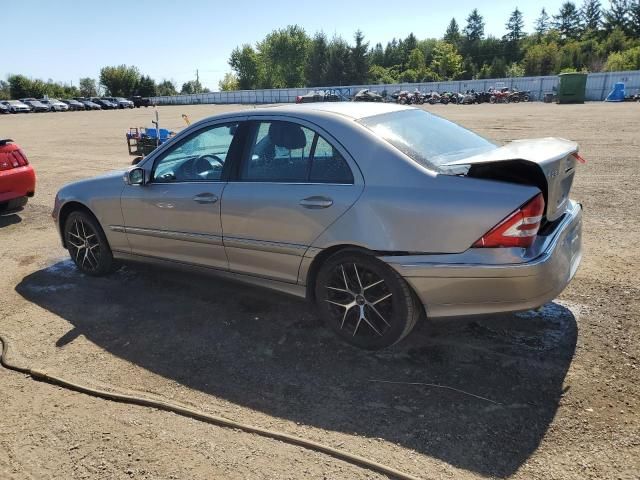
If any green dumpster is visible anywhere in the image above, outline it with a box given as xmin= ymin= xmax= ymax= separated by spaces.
xmin=556 ymin=72 xmax=587 ymax=104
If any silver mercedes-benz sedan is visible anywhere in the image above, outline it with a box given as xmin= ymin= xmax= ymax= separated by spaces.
xmin=52 ymin=103 xmax=583 ymax=349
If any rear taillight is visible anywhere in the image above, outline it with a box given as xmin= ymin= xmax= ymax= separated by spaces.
xmin=473 ymin=193 xmax=545 ymax=248
xmin=0 ymin=143 xmax=29 ymax=170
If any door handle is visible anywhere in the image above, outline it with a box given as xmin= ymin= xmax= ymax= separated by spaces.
xmin=299 ymin=196 xmax=333 ymax=209
xmin=193 ymin=193 xmax=219 ymax=204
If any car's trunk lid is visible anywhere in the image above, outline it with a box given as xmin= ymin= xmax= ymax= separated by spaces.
xmin=442 ymin=137 xmax=580 ymax=222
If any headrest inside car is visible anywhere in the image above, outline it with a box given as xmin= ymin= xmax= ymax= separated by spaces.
xmin=268 ymin=122 xmax=306 ymax=150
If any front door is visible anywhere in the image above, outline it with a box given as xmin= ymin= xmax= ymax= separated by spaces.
xmin=221 ymin=119 xmax=363 ymax=282
xmin=120 ymin=121 xmax=242 ymax=269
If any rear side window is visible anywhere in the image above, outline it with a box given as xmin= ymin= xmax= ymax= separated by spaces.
xmin=240 ymin=120 xmax=353 ymax=184
xmin=309 ymin=136 xmax=353 ymax=184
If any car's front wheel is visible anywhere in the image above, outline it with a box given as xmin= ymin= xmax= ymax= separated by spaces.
xmin=64 ymin=210 xmax=114 ymax=276
xmin=314 ymin=251 xmax=421 ymax=350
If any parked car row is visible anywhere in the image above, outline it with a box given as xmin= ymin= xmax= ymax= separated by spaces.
xmin=0 ymin=96 xmax=140 ymax=114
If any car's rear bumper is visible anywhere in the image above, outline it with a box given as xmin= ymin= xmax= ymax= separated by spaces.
xmin=381 ymin=201 xmax=583 ymax=318
xmin=0 ymin=166 xmax=36 ymax=210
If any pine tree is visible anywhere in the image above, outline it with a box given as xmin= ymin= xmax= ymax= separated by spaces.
xmin=581 ymin=0 xmax=603 ymax=31
xmin=535 ymin=8 xmax=551 ymax=36
xmin=505 ymin=8 xmax=526 ymax=42
xmin=553 ymin=2 xmax=583 ymax=39
xmin=306 ymin=32 xmax=328 ymax=86
xmin=370 ymin=43 xmax=384 ymax=66
xmin=463 ymin=9 xmax=485 ymax=41
xmin=604 ymin=0 xmax=631 ymax=33
xmin=444 ymin=18 xmax=461 ymax=45
xmin=630 ymin=0 xmax=640 ymax=36
xmin=350 ymin=30 xmax=370 ymax=84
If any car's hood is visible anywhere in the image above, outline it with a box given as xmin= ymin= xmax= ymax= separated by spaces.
xmin=61 ymin=169 xmax=126 ymax=192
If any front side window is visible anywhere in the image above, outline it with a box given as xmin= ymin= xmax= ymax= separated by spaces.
xmin=240 ymin=121 xmax=353 ymax=184
xmin=153 ymin=122 xmax=238 ymax=183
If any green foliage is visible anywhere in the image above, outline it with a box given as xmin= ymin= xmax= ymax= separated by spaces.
xmin=136 ymin=75 xmax=156 ymax=97
xmin=306 ymin=32 xmax=328 ymax=87
xmin=258 ymin=25 xmax=309 ymax=88
xmin=581 ymin=0 xmax=603 ymax=31
xmin=180 ymin=79 xmax=203 ymax=95
xmin=604 ymin=0 xmax=631 ymax=33
xmin=506 ymin=62 xmax=526 ymax=77
xmin=99 ymin=65 xmax=140 ymax=97
xmin=218 ymin=72 xmax=239 ymax=91
xmin=229 ymin=45 xmax=261 ymax=90
xmin=325 ymin=36 xmax=351 ymax=86
xmin=524 ymin=41 xmax=561 ymax=75
xmin=6 ymin=74 xmax=79 ymax=99
xmin=79 ymin=77 xmax=98 ymax=97
xmin=535 ymin=8 xmax=551 ymax=37
xmin=156 ymin=80 xmax=177 ymax=96
xmin=444 ymin=18 xmax=461 ymax=46
xmin=554 ymin=2 xmax=582 ymax=40
xmin=0 ymin=80 xmax=9 ymax=100
xmin=431 ymin=41 xmax=464 ymax=79
xmin=604 ymin=45 xmax=640 ymax=70
xmin=368 ymin=65 xmax=397 ymax=84
xmin=350 ymin=30 xmax=370 ymax=84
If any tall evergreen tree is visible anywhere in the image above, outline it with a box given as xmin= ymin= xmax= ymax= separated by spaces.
xmin=535 ymin=8 xmax=551 ymax=36
xmin=325 ymin=37 xmax=350 ymax=86
xmin=444 ymin=18 xmax=461 ymax=45
xmin=604 ymin=0 xmax=631 ymax=33
xmin=553 ymin=2 xmax=583 ymax=39
xmin=350 ymin=30 xmax=370 ymax=84
xmin=306 ymin=32 xmax=328 ymax=86
xmin=630 ymin=0 xmax=640 ymax=36
xmin=581 ymin=0 xmax=603 ymax=31
xmin=505 ymin=8 xmax=526 ymax=42
xmin=463 ymin=9 xmax=485 ymax=41
xmin=504 ymin=8 xmax=525 ymax=63
xmin=370 ymin=43 xmax=384 ymax=66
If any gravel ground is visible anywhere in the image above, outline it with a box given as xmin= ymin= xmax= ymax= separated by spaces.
xmin=0 ymin=102 xmax=638 ymax=479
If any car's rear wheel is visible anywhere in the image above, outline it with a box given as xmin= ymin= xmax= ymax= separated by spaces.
xmin=64 ymin=210 xmax=114 ymax=276
xmin=314 ymin=251 xmax=421 ymax=350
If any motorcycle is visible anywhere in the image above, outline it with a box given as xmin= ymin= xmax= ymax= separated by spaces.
xmin=353 ymin=89 xmax=383 ymax=102
xmin=489 ymin=87 xmax=511 ymax=104
xmin=409 ymin=90 xmax=425 ymax=105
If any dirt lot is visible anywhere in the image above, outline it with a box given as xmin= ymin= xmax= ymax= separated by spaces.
xmin=0 ymin=102 xmax=638 ymax=480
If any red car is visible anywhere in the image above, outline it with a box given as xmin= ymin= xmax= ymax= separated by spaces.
xmin=0 ymin=139 xmax=36 ymax=213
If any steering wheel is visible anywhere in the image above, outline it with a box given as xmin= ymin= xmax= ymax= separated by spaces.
xmin=197 ymin=154 xmax=224 ymax=171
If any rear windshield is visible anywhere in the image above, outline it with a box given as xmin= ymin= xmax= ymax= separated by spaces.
xmin=359 ymin=109 xmax=496 ymax=170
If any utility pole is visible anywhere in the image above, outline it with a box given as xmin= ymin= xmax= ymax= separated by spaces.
xmin=196 ymin=69 xmax=200 ymax=93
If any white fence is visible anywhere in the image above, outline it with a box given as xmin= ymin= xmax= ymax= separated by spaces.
xmin=150 ymin=70 xmax=640 ymax=105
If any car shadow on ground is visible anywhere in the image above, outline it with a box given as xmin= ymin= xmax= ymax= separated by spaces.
xmin=0 ymin=213 xmax=22 ymax=228
xmin=16 ymin=260 xmax=577 ymax=478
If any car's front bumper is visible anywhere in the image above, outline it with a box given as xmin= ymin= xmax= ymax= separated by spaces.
xmin=381 ymin=201 xmax=583 ymax=318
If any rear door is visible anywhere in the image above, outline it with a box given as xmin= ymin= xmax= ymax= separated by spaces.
xmin=120 ymin=120 xmax=245 ymax=269
xmin=221 ymin=117 xmax=364 ymax=283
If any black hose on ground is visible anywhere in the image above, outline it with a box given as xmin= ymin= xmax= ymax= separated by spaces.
xmin=0 ymin=334 xmax=423 ymax=480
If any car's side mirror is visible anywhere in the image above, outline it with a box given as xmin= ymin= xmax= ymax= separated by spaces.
xmin=125 ymin=167 xmax=145 ymax=185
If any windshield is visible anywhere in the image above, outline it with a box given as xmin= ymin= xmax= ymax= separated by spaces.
xmin=359 ymin=109 xmax=496 ymax=170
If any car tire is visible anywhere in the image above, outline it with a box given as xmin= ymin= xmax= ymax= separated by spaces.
xmin=314 ymin=251 xmax=421 ymax=350
xmin=63 ymin=210 xmax=115 ymax=276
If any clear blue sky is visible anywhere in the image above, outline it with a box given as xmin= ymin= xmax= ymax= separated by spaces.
xmin=4 ymin=0 xmax=570 ymax=91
